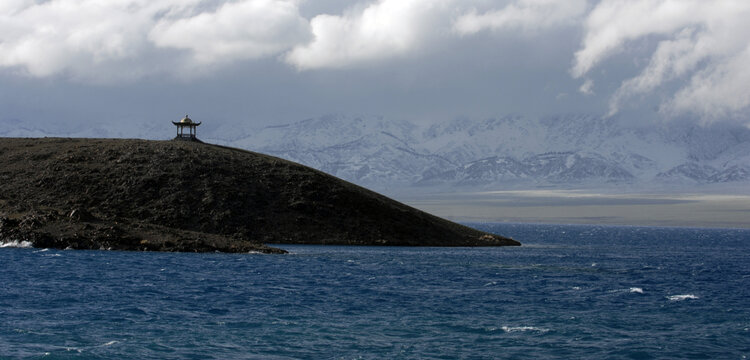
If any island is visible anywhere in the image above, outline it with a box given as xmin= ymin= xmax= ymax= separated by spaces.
xmin=0 ymin=138 xmax=520 ymax=253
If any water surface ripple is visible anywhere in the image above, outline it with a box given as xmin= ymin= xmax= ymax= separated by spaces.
xmin=1 ymin=224 xmax=748 ymax=359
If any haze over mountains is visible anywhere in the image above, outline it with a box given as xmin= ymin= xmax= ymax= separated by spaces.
xmin=4 ymin=114 xmax=750 ymax=194
xmin=213 ymin=114 xmax=750 ymax=194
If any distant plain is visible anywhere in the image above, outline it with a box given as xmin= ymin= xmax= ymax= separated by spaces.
xmin=404 ymin=190 xmax=750 ymax=229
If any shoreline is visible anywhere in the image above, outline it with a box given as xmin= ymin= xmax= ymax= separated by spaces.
xmin=403 ymin=190 xmax=750 ymax=229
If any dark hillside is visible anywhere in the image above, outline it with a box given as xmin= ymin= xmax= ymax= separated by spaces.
xmin=0 ymin=138 xmax=519 ymax=252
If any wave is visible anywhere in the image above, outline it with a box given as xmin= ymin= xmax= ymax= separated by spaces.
xmin=607 ymin=287 xmax=644 ymax=294
xmin=0 ymin=240 xmax=33 ymax=248
xmin=501 ymin=326 xmax=550 ymax=333
xmin=667 ymin=294 xmax=698 ymax=301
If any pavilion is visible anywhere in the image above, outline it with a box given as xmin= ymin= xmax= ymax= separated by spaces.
xmin=172 ymin=114 xmax=202 ymax=142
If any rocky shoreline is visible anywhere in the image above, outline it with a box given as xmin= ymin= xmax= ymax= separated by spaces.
xmin=0 ymin=138 xmax=519 ymax=253
xmin=0 ymin=209 xmax=286 ymax=254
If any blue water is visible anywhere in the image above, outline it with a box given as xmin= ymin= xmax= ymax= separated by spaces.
xmin=1 ymin=223 xmax=749 ymax=359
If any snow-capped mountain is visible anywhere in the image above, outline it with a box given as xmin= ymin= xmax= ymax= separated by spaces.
xmin=419 ymin=151 xmax=635 ymax=187
xmin=4 ymin=113 xmax=749 ymax=193
xmin=206 ymin=114 xmax=750 ymax=192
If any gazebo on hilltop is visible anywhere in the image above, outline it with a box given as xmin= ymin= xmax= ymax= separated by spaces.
xmin=172 ymin=114 xmax=202 ymax=142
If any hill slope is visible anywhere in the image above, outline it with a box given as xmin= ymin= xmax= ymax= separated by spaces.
xmin=0 ymin=138 xmax=519 ymax=252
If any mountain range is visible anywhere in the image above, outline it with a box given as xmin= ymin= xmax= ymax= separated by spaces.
xmin=4 ymin=114 xmax=750 ymax=194
xmin=207 ymin=114 xmax=750 ymax=193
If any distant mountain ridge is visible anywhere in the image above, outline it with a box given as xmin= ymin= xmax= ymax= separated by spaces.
xmin=208 ymin=114 xmax=750 ymax=192
xmin=4 ymin=114 xmax=750 ymax=192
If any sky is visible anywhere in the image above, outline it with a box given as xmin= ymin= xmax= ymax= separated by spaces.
xmin=1 ymin=0 xmax=750 ymax=134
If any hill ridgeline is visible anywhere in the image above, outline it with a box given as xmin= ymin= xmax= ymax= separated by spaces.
xmin=0 ymin=138 xmax=519 ymax=253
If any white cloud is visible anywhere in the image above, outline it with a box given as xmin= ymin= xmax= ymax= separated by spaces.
xmin=0 ymin=0 xmax=598 ymax=81
xmin=285 ymin=0 xmax=590 ymax=70
xmin=150 ymin=0 xmax=310 ymax=65
xmin=0 ymin=0 xmax=309 ymax=81
xmin=285 ymin=0 xmax=453 ymax=70
xmin=666 ymin=45 xmax=750 ymax=121
xmin=579 ymin=78 xmax=594 ymax=95
xmin=5 ymin=0 xmax=746 ymax=126
xmin=5 ymin=0 xmax=588 ymax=78
xmin=454 ymin=0 xmax=587 ymax=35
xmin=0 ymin=0 xmax=165 ymax=80
xmin=573 ymin=0 xmax=750 ymax=121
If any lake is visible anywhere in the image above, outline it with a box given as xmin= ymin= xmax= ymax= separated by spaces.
xmin=1 ymin=223 xmax=748 ymax=359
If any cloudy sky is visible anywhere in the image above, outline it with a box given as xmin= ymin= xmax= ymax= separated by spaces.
xmin=2 ymin=0 xmax=749 ymax=135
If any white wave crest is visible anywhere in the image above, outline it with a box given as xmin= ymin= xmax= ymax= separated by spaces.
xmin=502 ymin=326 xmax=550 ymax=333
xmin=629 ymin=287 xmax=644 ymax=294
xmin=1 ymin=240 xmax=33 ymax=248
xmin=667 ymin=294 xmax=699 ymax=301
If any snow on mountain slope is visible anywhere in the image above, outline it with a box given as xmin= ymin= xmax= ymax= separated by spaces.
xmin=220 ymin=115 xmax=453 ymax=187
xmin=0 ymin=117 xmax=167 ymax=140
xmin=4 ymin=113 xmax=749 ymax=192
xmin=419 ymin=151 xmax=634 ymax=188
xmin=207 ymin=114 xmax=750 ymax=192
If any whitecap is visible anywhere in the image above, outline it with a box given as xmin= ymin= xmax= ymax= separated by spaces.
xmin=629 ymin=287 xmax=644 ymax=294
xmin=0 ymin=240 xmax=33 ymax=248
xmin=667 ymin=294 xmax=698 ymax=301
xmin=501 ymin=326 xmax=549 ymax=333
xmin=101 ymin=340 xmax=118 ymax=347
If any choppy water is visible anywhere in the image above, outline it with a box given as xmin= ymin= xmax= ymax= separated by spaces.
xmin=1 ymin=223 xmax=749 ymax=359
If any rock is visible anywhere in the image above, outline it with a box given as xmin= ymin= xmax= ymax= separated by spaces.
xmin=69 ymin=208 xmax=96 ymax=222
